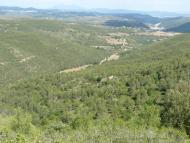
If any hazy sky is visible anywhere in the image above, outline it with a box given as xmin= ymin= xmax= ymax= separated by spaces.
xmin=0 ymin=0 xmax=189 ymax=12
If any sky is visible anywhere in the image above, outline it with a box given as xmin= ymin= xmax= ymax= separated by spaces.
xmin=0 ymin=0 xmax=190 ymax=13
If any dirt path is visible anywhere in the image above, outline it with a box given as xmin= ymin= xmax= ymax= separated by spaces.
xmin=59 ymin=65 xmax=92 ymax=74
xmin=59 ymin=44 xmax=132 ymax=74
xmin=59 ymin=53 xmax=121 ymax=74
xmin=99 ymin=53 xmax=120 ymax=65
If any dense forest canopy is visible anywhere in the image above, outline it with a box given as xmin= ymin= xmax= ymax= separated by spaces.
xmin=0 ymin=32 xmax=190 ymax=142
xmin=0 ymin=7 xmax=190 ymax=142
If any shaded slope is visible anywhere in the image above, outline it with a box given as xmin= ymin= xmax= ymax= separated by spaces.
xmin=160 ymin=17 xmax=190 ymax=29
xmin=104 ymin=20 xmax=149 ymax=28
xmin=165 ymin=22 xmax=190 ymax=33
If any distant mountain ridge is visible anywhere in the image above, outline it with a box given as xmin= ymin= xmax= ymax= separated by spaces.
xmin=91 ymin=8 xmax=190 ymax=17
xmin=0 ymin=6 xmax=160 ymax=24
xmin=0 ymin=6 xmax=38 ymax=11
xmin=0 ymin=6 xmax=190 ymax=17
xmin=0 ymin=6 xmax=190 ymax=32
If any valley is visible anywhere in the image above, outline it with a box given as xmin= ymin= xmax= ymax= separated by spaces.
xmin=0 ymin=16 xmax=170 ymax=84
xmin=0 ymin=6 xmax=189 ymax=143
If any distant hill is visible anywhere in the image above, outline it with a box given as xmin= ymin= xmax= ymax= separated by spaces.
xmin=0 ymin=6 xmax=190 ymax=19
xmin=165 ymin=22 xmax=190 ymax=33
xmin=0 ymin=6 xmax=166 ymax=25
xmin=110 ymin=13 xmax=161 ymax=24
xmin=92 ymin=8 xmax=190 ymax=17
xmin=104 ymin=20 xmax=149 ymax=28
xmin=160 ymin=17 xmax=190 ymax=29
xmin=0 ymin=6 xmax=101 ymax=18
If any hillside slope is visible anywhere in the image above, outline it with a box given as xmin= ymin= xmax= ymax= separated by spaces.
xmin=104 ymin=20 xmax=149 ymax=28
xmin=0 ymin=19 xmax=113 ymax=84
xmin=0 ymin=34 xmax=190 ymax=142
xmin=160 ymin=17 xmax=190 ymax=29
xmin=166 ymin=22 xmax=190 ymax=33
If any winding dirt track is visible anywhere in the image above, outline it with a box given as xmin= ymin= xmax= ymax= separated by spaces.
xmin=59 ymin=53 xmax=120 ymax=73
xmin=59 ymin=65 xmax=92 ymax=73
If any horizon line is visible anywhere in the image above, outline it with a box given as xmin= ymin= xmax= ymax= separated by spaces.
xmin=0 ymin=5 xmax=189 ymax=16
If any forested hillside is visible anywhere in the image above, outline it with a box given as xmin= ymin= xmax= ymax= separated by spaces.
xmin=0 ymin=17 xmax=169 ymax=85
xmin=0 ymin=19 xmax=113 ymax=84
xmin=104 ymin=20 xmax=148 ymax=28
xmin=0 ymin=34 xmax=190 ymax=142
xmin=166 ymin=22 xmax=190 ymax=33
xmin=161 ymin=17 xmax=190 ymax=29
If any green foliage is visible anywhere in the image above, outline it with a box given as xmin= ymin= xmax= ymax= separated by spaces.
xmin=161 ymin=81 xmax=190 ymax=134
xmin=161 ymin=17 xmax=190 ymax=29
xmin=0 ymin=18 xmax=190 ymax=142
xmin=0 ymin=19 xmax=113 ymax=84
xmin=15 ymin=134 xmax=26 ymax=143
xmin=11 ymin=109 xmax=33 ymax=134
